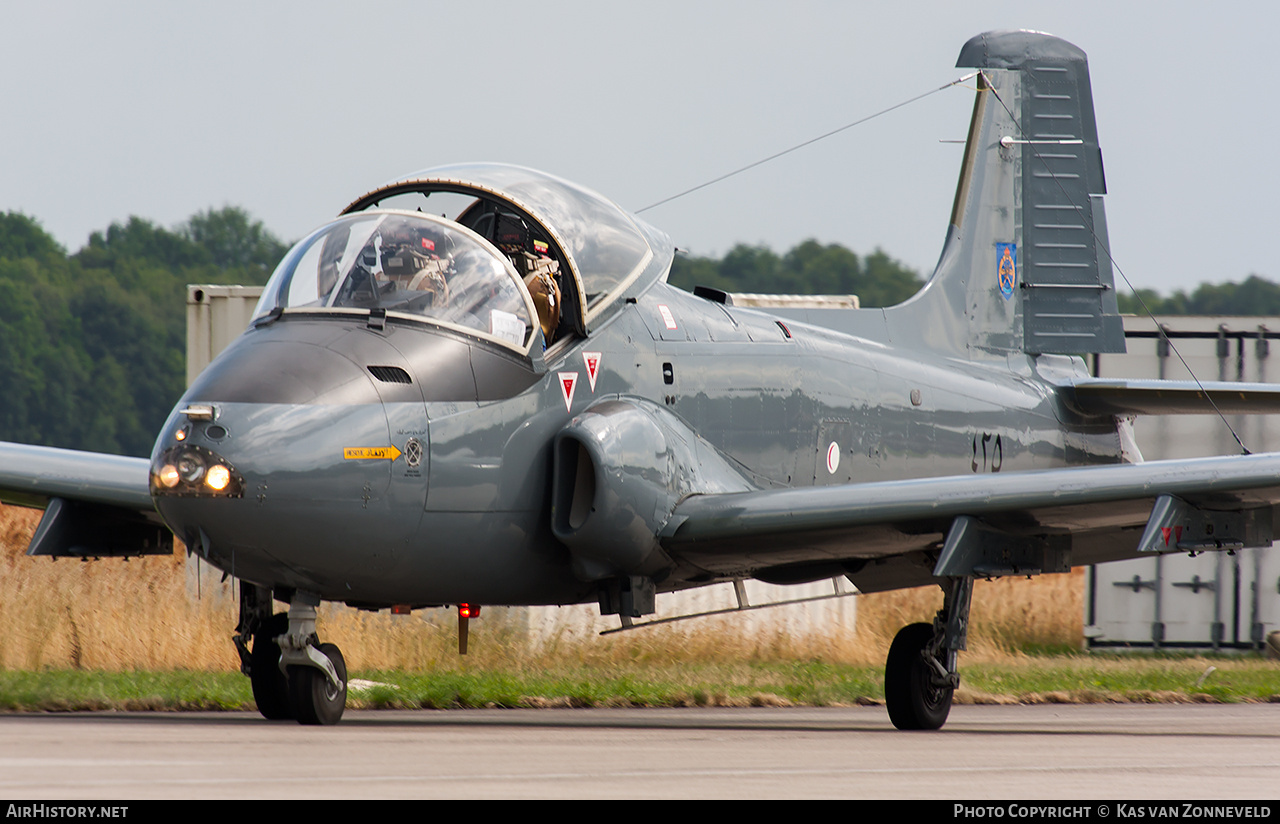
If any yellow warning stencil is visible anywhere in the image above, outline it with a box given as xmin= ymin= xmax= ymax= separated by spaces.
xmin=343 ymin=446 xmax=402 ymax=461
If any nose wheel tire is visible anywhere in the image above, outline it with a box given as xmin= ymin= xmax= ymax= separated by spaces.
xmin=885 ymin=622 xmax=953 ymax=731
xmin=289 ymin=643 xmax=347 ymax=726
xmin=249 ymin=613 xmax=293 ymax=721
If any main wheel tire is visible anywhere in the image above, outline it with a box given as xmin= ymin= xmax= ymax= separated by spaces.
xmin=289 ymin=643 xmax=347 ymax=726
xmin=249 ymin=613 xmax=293 ymax=721
xmin=884 ymin=622 xmax=953 ymax=731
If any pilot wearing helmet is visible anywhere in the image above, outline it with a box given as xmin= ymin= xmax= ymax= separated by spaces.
xmin=524 ymin=255 xmax=560 ymax=343
xmin=486 ymin=211 xmax=561 ymax=342
xmin=380 ymin=217 xmax=451 ymax=308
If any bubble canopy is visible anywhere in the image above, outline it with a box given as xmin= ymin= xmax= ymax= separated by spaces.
xmin=253 ymin=212 xmax=538 ymax=352
xmin=343 ymin=164 xmax=668 ymax=333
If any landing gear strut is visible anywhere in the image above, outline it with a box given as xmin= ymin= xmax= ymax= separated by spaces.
xmin=235 ymin=585 xmax=348 ymax=725
xmin=278 ymin=596 xmax=347 ymax=726
xmin=884 ymin=576 xmax=973 ymax=730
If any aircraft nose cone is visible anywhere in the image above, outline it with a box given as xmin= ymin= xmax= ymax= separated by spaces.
xmin=151 ymin=323 xmax=430 ymax=595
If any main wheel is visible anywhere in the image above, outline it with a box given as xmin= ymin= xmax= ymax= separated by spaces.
xmin=884 ymin=622 xmax=953 ymax=731
xmin=249 ymin=613 xmax=293 ymax=721
xmin=289 ymin=643 xmax=347 ymax=726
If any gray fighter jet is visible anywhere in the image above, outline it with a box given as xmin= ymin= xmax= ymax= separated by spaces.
xmin=4 ymin=30 xmax=1280 ymax=729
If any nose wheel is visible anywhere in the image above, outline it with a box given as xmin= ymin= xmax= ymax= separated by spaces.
xmin=248 ymin=613 xmax=294 ymax=721
xmin=242 ymin=595 xmax=349 ymax=725
xmin=289 ymin=643 xmax=347 ymax=725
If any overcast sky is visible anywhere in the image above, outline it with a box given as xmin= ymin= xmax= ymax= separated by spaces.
xmin=3 ymin=2 xmax=1275 ymax=294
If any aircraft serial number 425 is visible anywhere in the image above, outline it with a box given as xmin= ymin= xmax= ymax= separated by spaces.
xmin=4 ymin=30 xmax=1280 ymax=729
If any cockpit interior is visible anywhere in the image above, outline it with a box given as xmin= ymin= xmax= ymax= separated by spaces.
xmin=252 ymin=164 xmax=665 ymax=362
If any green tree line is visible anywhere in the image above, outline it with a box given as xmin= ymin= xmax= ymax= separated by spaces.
xmin=1116 ymin=276 xmax=1280 ymax=316
xmin=669 ymin=240 xmax=923 ymax=308
xmin=0 ymin=209 xmax=285 ymax=457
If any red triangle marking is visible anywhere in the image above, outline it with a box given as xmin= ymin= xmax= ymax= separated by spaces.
xmin=1161 ymin=527 xmax=1172 ymax=546
xmin=583 ymin=352 xmax=601 ymax=392
xmin=558 ymin=372 xmax=578 ymax=412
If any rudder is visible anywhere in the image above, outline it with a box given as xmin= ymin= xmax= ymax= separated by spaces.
xmin=888 ymin=30 xmax=1125 ymax=359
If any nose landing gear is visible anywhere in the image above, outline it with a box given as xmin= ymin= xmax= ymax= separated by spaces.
xmin=237 ymin=587 xmax=348 ymax=725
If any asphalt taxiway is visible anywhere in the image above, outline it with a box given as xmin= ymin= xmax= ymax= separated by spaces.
xmin=1 ymin=704 xmax=1277 ymax=799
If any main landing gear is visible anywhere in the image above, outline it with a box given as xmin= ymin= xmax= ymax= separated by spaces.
xmin=236 ymin=587 xmax=348 ymax=725
xmin=883 ymin=576 xmax=973 ymax=731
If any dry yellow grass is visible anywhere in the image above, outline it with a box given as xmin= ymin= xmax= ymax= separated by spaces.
xmin=853 ymin=571 xmax=1084 ymax=664
xmin=0 ymin=503 xmax=1083 ymax=672
xmin=0 ymin=506 xmax=238 ymax=670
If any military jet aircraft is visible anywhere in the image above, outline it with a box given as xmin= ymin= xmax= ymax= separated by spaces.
xmin=5 ymin=29 xmax=1280 ymax=729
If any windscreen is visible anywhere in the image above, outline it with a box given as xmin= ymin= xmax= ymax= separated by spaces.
xmin=254 ymin=212 xmax=534 ymax=349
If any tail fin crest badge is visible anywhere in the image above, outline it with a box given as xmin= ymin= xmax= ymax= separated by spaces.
xmin=996 ymin=242 xmax=1016 ymax=300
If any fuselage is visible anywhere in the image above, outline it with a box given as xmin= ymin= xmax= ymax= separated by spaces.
xmin=144 ymin=136 xmax=1131 ymax=610
xmin=150 ymin=276 xmax=1123 ymax=608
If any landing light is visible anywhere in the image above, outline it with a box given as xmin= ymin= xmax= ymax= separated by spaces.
xmin=205 ymin=464 xmax=231 ymax=492
xmin=158 ymin=465 xmax=180 ymax=488
xmin=151 ymin=444 xmax=243 ymax=498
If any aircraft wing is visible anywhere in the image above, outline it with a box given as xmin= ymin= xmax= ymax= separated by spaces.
xmin=0 ymin=442 xmax=170 ymax=557
xmin=659 ymin=452 xmax=1280 ymax=593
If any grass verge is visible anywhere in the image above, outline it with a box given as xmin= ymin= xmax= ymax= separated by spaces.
xmin=0 ymin=654 xmax=1275 ymax=713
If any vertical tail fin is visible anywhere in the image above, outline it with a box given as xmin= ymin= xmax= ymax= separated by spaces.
xmin=889 ymin=29 xmax=1125 ymax=358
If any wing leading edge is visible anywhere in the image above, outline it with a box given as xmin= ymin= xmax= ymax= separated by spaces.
xmin=659 ymin=452 xmax=1280 ymax=593
xmin=0 ymin=442 xmax=170 ymax=557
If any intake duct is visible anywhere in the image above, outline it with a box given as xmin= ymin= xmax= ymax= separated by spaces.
xmin=551 ymin=399 xmax=754 ymax=582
